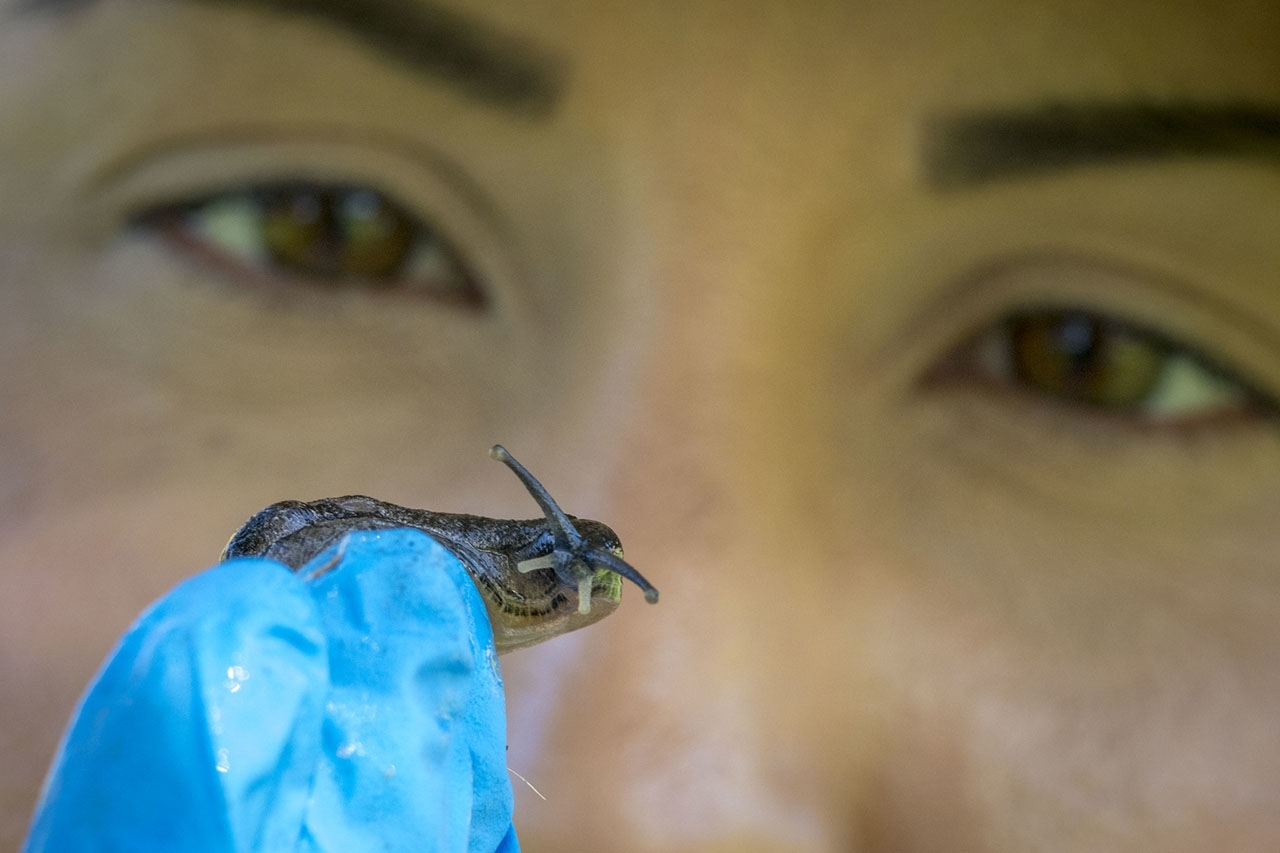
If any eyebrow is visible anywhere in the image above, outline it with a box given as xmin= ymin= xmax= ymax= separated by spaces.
xmin=18 ymin=0 xmax=565 ymax=115
xmin=924 ymin=102 xmax=1280 ymax=189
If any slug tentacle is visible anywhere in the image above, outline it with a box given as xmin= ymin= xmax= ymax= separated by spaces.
xmin=581 ymin=546 xmax=661 ymax=604
xmin=491 ymin=444 xmax=660 ymax=609
xmin=516 ymin=554 xmax=556 ymax=573
xmin=490 ymin=445 xmax=583 ymax=550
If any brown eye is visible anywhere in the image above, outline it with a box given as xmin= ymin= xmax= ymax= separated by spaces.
xmin=1010 ymin=311 xmax=1163 ymax=409
xmin=260 ymin=187 xmax=414 ymax=280
xmin=150 ymin=184 xmax=485 ymax=306
xmin=958 ymin=308 xmax=1255 ymax=423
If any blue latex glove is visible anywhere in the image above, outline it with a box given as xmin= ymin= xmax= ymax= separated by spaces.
xmin=24 ymin=529 xmax=519 ymax=852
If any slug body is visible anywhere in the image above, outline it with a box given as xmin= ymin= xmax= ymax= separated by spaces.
xmin=222 ymin=446 xmax=658 ymax=654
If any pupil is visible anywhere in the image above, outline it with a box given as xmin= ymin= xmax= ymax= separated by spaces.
xmin=1055 ymin=314 xmax=1101 ymax=380
xmin=287 ymin=193 xmax=323 ymax=224
xmin=341 ymin=189 xmax=381 ymax=222
xmin=1057 ymin=315 xmax=1095 ymax=357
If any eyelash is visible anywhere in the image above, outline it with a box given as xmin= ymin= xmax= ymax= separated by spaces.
xmin=137 ymin=182 xmax=487 ymax=308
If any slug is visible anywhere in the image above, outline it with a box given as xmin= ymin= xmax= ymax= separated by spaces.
xmin=222 ymin=445 xmax=658 ymax=654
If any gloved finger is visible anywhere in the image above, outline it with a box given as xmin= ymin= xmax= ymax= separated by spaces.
xmin=24 ymin=558 xmax=329 ymax=853
xmin=25 ymin=529 xmax=520 ymax=853
xmin=297 ymin=529 xmax=517 ymax=853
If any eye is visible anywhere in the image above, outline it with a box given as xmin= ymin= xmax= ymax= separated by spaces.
xmin=143 ymin=183 xmax=485 ymax=306
xmin=953 ymin=309 xmax=1261 ymax=424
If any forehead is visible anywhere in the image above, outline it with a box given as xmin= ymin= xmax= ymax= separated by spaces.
xmin=15 ymin=1 xmax=1277 ymax=122
xmin=453 ymin=0 xmax=1280 ymax=103
xmin=19 ymin=0 xmax=1275 ymax=78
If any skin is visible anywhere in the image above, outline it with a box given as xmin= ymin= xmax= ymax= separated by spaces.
xmin=2 ymin=0 xmax=1279 ymax=849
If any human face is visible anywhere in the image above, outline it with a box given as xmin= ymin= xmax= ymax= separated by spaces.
xmin=3 ymin=0 xmax=1279 ymax=849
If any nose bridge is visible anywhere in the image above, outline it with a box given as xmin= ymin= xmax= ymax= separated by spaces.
xmin=602 ymin=192 xmax=833 ymax=562
xmin=573 ymin=11 xmax=858 ymax=546
xmin=600 ymin=221 xmax=771 ymax=556
xmin=589 ymin=195 xmax=785 ymax=567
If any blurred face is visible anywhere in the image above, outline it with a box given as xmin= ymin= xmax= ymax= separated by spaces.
xmin=3 ymin=0 xmax=1280 ymax=849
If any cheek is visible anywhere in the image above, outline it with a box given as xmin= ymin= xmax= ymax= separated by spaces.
xmin=857 ymin=491 xmax=1280 ymax=849
xmin=0 ymin=233 xmax=554 ymax=510
xmin=0 ymin=481 xmax=242 ymax=849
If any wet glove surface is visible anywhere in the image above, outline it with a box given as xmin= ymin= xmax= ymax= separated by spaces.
xmin=24 ymin=529 xmax=518 ymax=853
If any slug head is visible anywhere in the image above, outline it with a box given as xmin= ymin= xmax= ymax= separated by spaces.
xmin=490 ymin=445 xmax=659 ymax=614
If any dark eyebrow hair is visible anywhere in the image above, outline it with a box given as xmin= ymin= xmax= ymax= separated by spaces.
xmin=924 ymin=102 xmax=1280 ymax=190
xmin=18 ymin=0 xmax=565 ymax=115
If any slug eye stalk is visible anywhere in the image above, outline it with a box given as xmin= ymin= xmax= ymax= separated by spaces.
xmin=490 ymin=445 xmax=660 ymax=613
